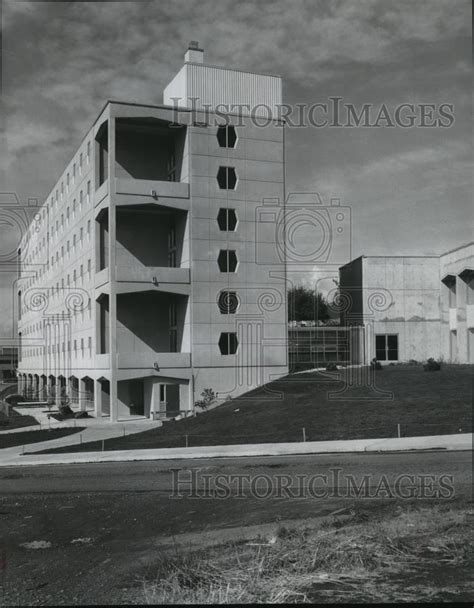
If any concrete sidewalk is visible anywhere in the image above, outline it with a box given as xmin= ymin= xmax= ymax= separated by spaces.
xmin=0 ymin=419 xmax=163 ymax=462
xmin=0 ymin=432 xmax=471 ymax=467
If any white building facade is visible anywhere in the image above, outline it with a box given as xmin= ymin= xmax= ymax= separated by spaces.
xmin=16 ymin=45 xmax=288 ymax=420
xmin=339 ymin=242 xmax=474 ymax=364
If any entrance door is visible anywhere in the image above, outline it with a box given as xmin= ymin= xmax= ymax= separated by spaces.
xmin=129 ymin=379 xmax=144 ymax=415
xmin=159 ymin=384 xmax=180 ymax=416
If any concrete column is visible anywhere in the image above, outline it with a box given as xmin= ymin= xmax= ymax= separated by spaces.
xmin=94 ymin=379 xmax=103 ymax=417
xmin=33 ymin=376 xmax=39 ymax=400
xmin=67 ymin=377 xmax=76 ymax=406
xmin=144 ymin=377 xmax=161 ymax=419
xmin=108 ymin=114 xmax=117 ymax=423
xmin=25 ymin=375 xmax=32 ymax=398
xmin=456 ymin=275 xmax=467 ymax=363
xmin=55 ymin=378 xmax=62 ymax=406
xmin=40 ymin=377 xmax=47 ymax=401
xmin=79 ymin=378 xmax=87 ymax=412
xmin=18 ymin=375 xmax=25 ymax=396
xmin=179 ymin=382 xmax=191 ymax=412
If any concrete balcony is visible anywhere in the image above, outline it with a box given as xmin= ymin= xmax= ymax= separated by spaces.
xmin=116 ymin=266 xmax=190 ymax=295
xmin=95 ymin=267 xmax=110 ymax=289
xmin=118 ymin=351 xmax=191 ymax=370
xmin=466 ymin=304 xmax=474 ymax=329
xmin=449 ymin=307 xmax=457 ymax=331
xmin=95 ymin=180 xmax=109 ymax=205
xmin=95 ymin=354 xmax=110 ymax=369
xmin=115 ymin=179 xmax=189 ymax=211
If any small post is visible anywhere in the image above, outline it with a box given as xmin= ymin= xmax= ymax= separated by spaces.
xmin=123 ymin=427 xmax=126 ymax=437
xmin=302 ymin=427 xmax=306 ymax=443
xmin=397 ymin=423 xmax=401 ymax=438
xmin=185 ymin=434 xmax=188 ymax=448
xmin=102 ymin=439 xmax=104 ymax=452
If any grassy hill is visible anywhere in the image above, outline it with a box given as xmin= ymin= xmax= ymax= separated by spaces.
xmin=38 ymin=364 xmax=473 ymax=453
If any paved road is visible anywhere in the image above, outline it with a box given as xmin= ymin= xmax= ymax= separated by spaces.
xmin=0 ymin=450 xmax=472 ymax=605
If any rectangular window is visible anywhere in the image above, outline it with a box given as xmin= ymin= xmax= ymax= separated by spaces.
xmin=375 ymin=334 xmax=398 ymax=361
xmin=168 ymin=226 xmax=177 ymax=267
xmin=169 ymin=298 xmax=178 ymax=352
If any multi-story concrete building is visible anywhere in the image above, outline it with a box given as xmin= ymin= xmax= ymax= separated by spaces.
xmin=16 ymin=44 xmax=288 ymax=420
xmin=339 ymin=242 xmax=474 ymax=363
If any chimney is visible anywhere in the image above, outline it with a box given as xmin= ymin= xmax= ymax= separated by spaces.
xmin=184 ymin=41 xmax=204 ymax=64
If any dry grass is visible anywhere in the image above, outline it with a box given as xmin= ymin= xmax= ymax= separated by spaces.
xmin=142 ymin=503 xmax=474 ymax=604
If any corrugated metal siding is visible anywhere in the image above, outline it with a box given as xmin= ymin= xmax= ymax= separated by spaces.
xmin=164 ymin=64 xmax=282 ymax=118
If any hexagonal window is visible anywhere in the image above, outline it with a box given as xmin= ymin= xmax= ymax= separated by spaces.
xmin=217 ymin=208 xmax=237 ymax=231
xmin=219 ymin=332 xmax=239 ymax=355
xmin=218 ymin=290 xmax=239 ymax=314
xmin=217 ymin=125 xmax=237 ymax=148
xmin=217 ymin=166 xmax=237 ymax=190
xmin=217 ymin=250 xmax=238 ymax=272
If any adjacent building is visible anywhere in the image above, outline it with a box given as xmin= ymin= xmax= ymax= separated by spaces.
xmin=339 ymin=242 xmax=474 ymax=364
xmin=16 ymin=44 xmax=288 ymax=420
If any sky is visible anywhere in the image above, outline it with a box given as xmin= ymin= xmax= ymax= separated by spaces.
xmin=0 ymin=0 xmax=472 ymax=336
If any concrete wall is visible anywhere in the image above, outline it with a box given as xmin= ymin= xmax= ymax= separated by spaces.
xmin=115 ymin=121 xmax=186 ymax=182
xmin=117 ymin=292 xmax=188 ymax=354
xmin=188 ymin=112 xmax=288 ymax=400
xmin=339 ymin=248 xmax=474 ymax=364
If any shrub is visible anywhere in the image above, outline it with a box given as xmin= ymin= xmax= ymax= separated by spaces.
xmin=326 ymin=362 xmax=338 ymax=371
xmin=408 ymin=359 xmax=419 ymax=366
xmin=424 ymin=357 xmax=441 ymax=371
xmin=195 ymin=388 xmax=216 ymax=410
xmin=371 ymin=358 xmax=383 ymax=371
xmin=58 ymin=404 xmax=74 ymax=418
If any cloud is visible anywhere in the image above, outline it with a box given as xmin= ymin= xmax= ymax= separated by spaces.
xmin=1 ymin=0 xmax=471 ymax=295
